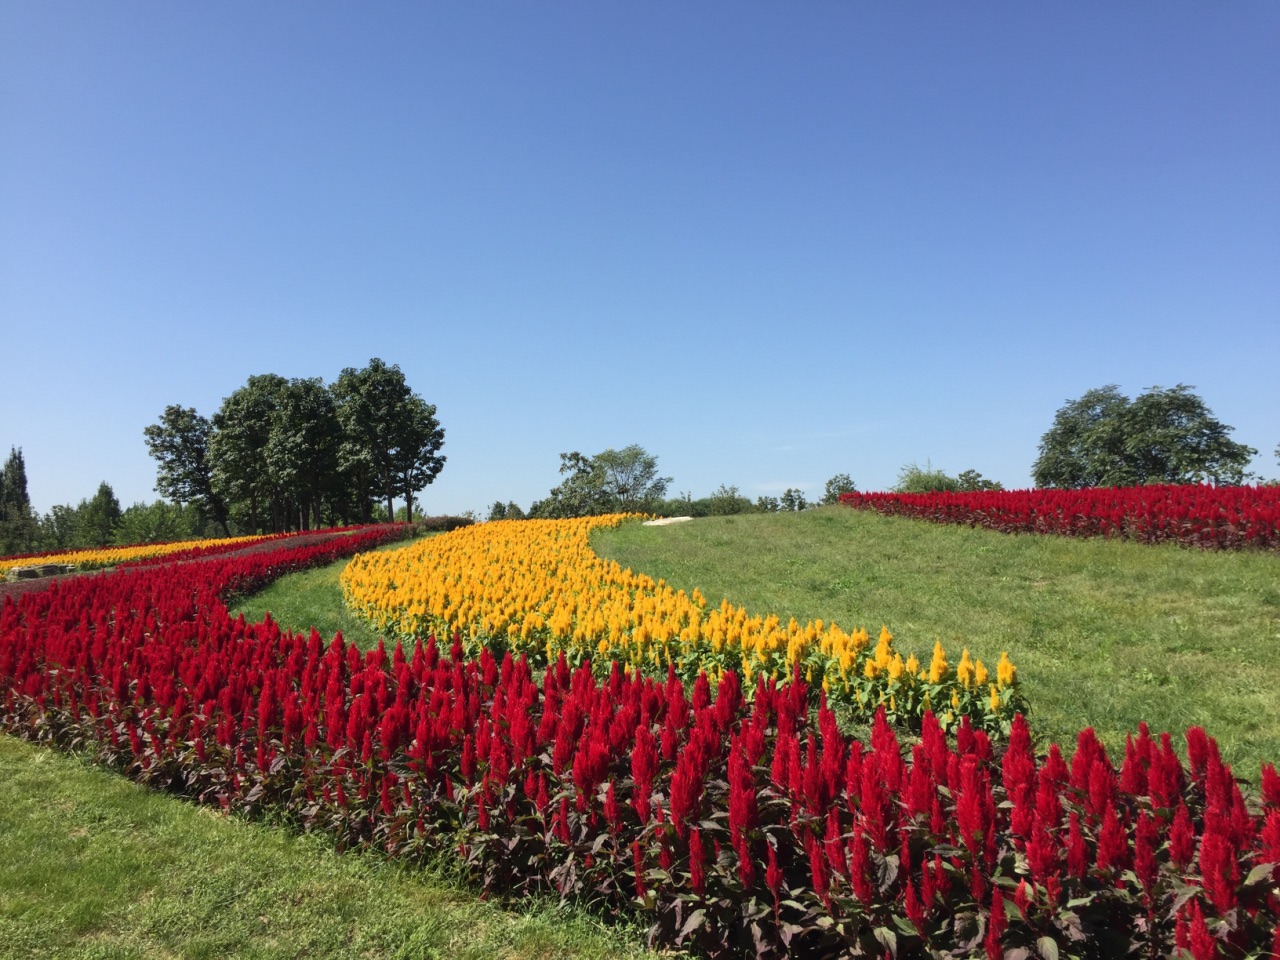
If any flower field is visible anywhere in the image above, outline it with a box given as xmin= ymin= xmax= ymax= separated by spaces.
xmin=340 ymin=516 xmax=1022 ymax=732
xmin=3 ymin=517 xmax=1280 ymax=957
xmin=0 ymin=532 xmax=279 ymax=575
xmin=838 ymin=485 xmax=1280 ymax=550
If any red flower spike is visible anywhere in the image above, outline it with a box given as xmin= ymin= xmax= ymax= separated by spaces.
xmin=632 ymin=841 xmax=646 ymax=898
xmin=1134 ymin=810 xmax=1158 ymax=893
xmin=1067 ymin=812 xmax=1087 ymax=878
xmin=688 ymin=828 xmax=707 ymax=895
xmin=1096 ymin=802 xmax=1130 ymax=875
xmin=1188 ymin=899 xmax=1217 ymax=960
xmin=1262 ymin=763 xmax=1280 ymax=809
xmin=984 ymin=888 xmax=1006 ymax=960
xmin=904 ymin=876 xmax=926 ymax=934
xmin=1170 ymin=803 xmax=1197 ymax=868
xmin=1014 ymin=879 xmax=1032 ymax=919
xmin=765 ymin=843 xmax=783 ymax=904
xmin=807 ymin=832 xmax=830 ymax=904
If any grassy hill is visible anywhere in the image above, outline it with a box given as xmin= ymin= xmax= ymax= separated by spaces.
xmin=592 ymin=506 xmax=1280 ymax=777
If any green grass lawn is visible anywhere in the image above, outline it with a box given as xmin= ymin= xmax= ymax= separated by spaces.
xmin=0 ymin=733 xmax=658 ymax=960
xmin=592 ymin=507 xmax=1280 ymax=778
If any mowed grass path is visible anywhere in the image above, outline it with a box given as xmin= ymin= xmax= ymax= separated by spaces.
xmin=0 ymin=735 xmax=656 ymax=960
xmin=593 ymin=507 xmax=1280 ymax=777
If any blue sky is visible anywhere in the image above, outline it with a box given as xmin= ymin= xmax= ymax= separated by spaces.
xmin=3 ymin=3 xmax=1277 ymax=516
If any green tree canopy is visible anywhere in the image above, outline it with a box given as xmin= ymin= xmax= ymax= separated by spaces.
xmin=0 ymin=447 xmax=39 ymax=554
xmin=143 ymin=405 xmax=230 ymax=534
xmin=334 ymin=359 xmax=445 ymax=523
xmin=821 ymin=473 xmax=856 ymax=504
xmin=529 ymin=446 xmax=670 ymax=518
xmin=79 ymin=481 xmax=122 ymax=548
xmin=1032 ymin=384 xmax=1256 ymax=488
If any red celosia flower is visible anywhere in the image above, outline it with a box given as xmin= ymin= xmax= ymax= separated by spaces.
xmin=847 ymin=826 xmax=874 ymax=902
xmin=904 ymin=876 xmax=925 ymax=934
xmin=688 ymin=828 xmax=707 ymax=895
xmin=765 ymin=842 xmax=783 ymax=905
xmin=632 ymin=841 xmax=646 ymax=898
xmin=984 ymin=888 xmax=1006 ymax=960
xmin=1067 ymin=812 xmax=1087 ymax=878
xmin=1134 ymin=810 xmax=1158 ymax=894
xmin=1096 ymin=802 xmax=1130 ymax=875
xmin=1188 ymin=899 xmax=1217 ymax=960
xmin=807 ymin=832 xmax=830 ymax=904
xmin=1262 ymin=763 xmax=1280 ymax=809
xmin=1197 ymin=825 xmax=1239 ymax=914
xmin=1170 ymin=803 xmax=1197 ymax=868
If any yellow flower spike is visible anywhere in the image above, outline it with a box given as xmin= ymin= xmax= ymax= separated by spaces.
xmin=905 ymin=653 xmax=920 ymax=677
xmin=956 ymin=648 xmax=975 ymax=690
xmin=997 ymin=651 xmax=1017 ymax=688
xmin=974 ymin=660 xmax=989 ymax=687
xmin=989 ymin=683 xmax=1002 ymax=712
xmin=927 ymin=641 xmax=948 ymax=684
xmin=950 ymin=689 xmax=960 ymax=709
xmin=887 ymin=653 xmax=905 ymax=683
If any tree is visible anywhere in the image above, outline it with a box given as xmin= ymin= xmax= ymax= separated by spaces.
xmin=956 ymin=469 xmax=1003 ymax=492
xmin=755 ymin=495 xmax=780 ymax=513
xmin=821 ymin=473 xmax=856 ymax=504
xmin=487 ymin=500 xmax=526 ymax=522
xmin=1033 ymin=384 xmax=1256 ymax=488
xmin=266 ymin=378 xmax=342 ymax=530
xmin=112 ymin=500 xmax=202 ymax=545
xmin=706 ymin=484 xmax=752 ymax=515
xmin=0 ymin=447 xmax=38 ymax=554
xmin=893 ymin=461 xmax=960 ymax=493
xmin=334 ymin=359 xmax=445 ymax=523
xmin=391 ymin=394 xmax=446 ymax=523
xmin=79 ymin=481 xmax=122 ymax=547
xmin=209 ymin=374 xmax=289 ymax=533
xmin=780 ymin=488 xmax=808 ymax=511
xmin=593 ymin=445 xmax=671 ymax=513
xmin=529 ymin=446 xmax=670 ymax=518
xmin=144 ymin=405 xmax=230 ymax=534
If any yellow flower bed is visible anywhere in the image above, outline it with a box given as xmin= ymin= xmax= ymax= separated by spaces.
xmin=340 ymin=515 xmax=1022 ymax=729
xmin=0 ymin=534 xmax=267 ymax=575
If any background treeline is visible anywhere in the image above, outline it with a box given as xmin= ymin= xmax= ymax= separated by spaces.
xmin=0 ymin=358 xmax=446 ymax=555
xmin=144 ymin=359 xmax=444 ymax=535
xmin=0 ymin=449 xmax=198 ymax=554
xmin=487 ymin=445 xmax=1003 ymax=522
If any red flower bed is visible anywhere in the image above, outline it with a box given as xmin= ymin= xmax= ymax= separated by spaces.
xmin=839 ymin=485 xmax=1280 ymax=550
xmin=2 ymin=526 xmax=1278 ymax=957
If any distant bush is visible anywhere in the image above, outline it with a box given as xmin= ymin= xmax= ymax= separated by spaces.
xmin=894 ymin=462 xmax=1003 ymax=494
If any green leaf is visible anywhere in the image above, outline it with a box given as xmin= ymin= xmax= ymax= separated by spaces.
xmin=1037 ymin=936 xmax=1060 ymax=960
xmin=1244 ymin=862 xmax=1277 ymax=887
xmin=892 ymin=914 xmax=920 ymax=936
xmin=873 ymin=926 xmax=898 ymax=957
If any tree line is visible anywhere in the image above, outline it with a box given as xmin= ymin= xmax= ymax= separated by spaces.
xmin=144 ymin=359 xmax=445 ymax=534
xmin=0 ymin=448 xmax=198 ymax=555
xmin=485 ymin=384 xmax=1270 ymax=522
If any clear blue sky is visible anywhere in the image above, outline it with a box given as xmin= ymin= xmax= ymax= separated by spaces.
xmin=3 ymin=3 xmax=1277 ymax=516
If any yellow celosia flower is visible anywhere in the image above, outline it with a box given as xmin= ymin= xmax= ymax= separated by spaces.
xmin=956 ymin=648 xmax=975 ymax=689
xmin=927 ymin=641 xmax=948 ymax=683
xmin=997 ymin=651 xmax=1017 ymax=688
